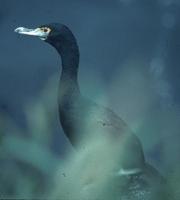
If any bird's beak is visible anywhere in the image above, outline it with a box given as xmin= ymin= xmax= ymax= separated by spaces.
xmin=14 ymin=27 xmax=48 ymax=40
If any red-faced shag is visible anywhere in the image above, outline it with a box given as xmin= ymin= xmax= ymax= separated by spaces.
xmin=15 ymin=23 xmax=160 ymax=177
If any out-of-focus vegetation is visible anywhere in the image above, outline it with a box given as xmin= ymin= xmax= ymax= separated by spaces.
xmin=0 ymin=78 xmax=61 ymax=198
xmin=0 ymin=77 xmax=179 ymax=200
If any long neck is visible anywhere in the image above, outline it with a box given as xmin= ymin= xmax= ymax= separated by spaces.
xmin=52 ymin=34 xmax=81 ymax=105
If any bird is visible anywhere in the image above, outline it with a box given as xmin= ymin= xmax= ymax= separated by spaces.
xmin=14 ymin=23 xmax=169 ymax=200
xmin=14 ymin=23 xmax=161 ymax=177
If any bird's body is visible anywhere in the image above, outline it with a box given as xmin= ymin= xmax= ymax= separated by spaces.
xmin=15 ymin=23 xmax=161 ymax=175
xmin=45 ymin=24 xmax=146 ymax=172
xmin=59 ymin=94 xmax=146 ymax=171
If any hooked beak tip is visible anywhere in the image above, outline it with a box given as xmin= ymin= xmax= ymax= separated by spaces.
xmin=14 ymin=27 xmax=24 ymax=33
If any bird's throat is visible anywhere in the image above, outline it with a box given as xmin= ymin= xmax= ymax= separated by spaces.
xmin=55 ymin=36 xmax=80 ymax=105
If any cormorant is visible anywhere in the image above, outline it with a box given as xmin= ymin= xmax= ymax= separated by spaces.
xmin=14 ymin=23 xmax=158 ymax=176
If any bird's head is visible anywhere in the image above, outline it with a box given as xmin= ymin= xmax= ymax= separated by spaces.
xmin=15 ymin=23 xmax=75 ymax=46
xmin=15 ymin=23 xmax=79 ymax=66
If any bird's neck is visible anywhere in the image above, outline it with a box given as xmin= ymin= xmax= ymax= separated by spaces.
xmin=54 ymin=37 xmax=81 ymax=104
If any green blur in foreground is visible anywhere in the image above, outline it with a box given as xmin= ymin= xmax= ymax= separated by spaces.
xmin=0 ymin=77 xmax=179 ymax=200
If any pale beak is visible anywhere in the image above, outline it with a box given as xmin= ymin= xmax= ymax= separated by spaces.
xmin=14 ymin=27 xmax=48 ymax=40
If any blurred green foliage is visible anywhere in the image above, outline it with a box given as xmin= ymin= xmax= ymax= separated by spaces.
xmin=0 ymin=77 xmax=179 ymax=199
xmin=0 ymin=78 xmax=61 ymax=198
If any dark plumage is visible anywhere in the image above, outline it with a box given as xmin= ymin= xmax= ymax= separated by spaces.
xmin=44 ymin=23 xmax=145 ymax=172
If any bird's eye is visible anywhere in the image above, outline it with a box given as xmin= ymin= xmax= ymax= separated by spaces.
xmin=44 ymin=28 xmax=48 ymax=32
xmin=41 ymin=27 xmax=51 ymax=33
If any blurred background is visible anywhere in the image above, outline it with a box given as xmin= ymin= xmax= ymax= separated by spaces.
xmin=0 ymin=0 xmax=180 ymax=198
